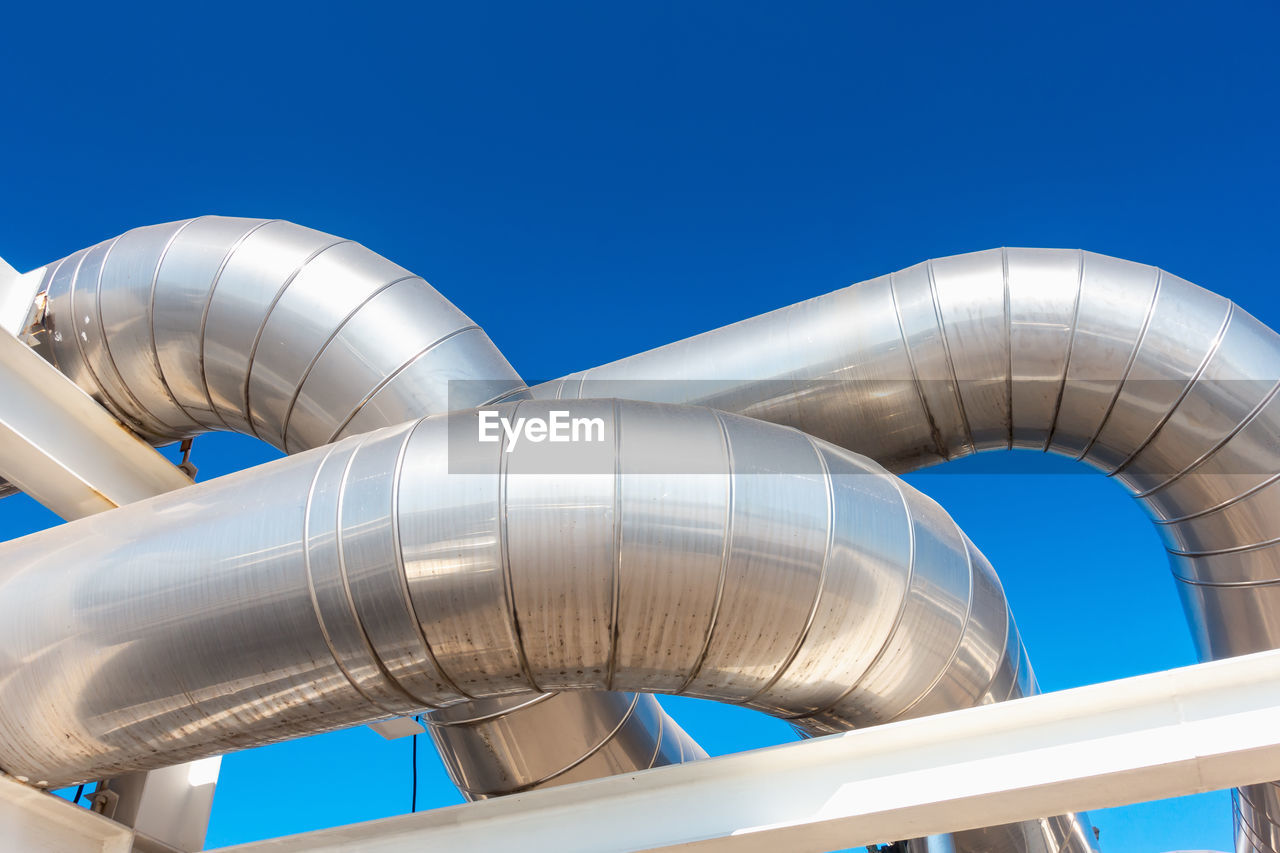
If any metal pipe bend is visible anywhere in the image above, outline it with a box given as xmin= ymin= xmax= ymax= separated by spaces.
xmin=23 ymin=216 xmax=697 ymax=807
xmin=0 ymin=395 xmax=1093 ymax=849
xmin=0 ymin=399 xmax=1025 ymax=780
xmin=538 ymin=247 xmax=1280 ymax=852
xmin=15 ymin=225 xmax=1107 ymax=850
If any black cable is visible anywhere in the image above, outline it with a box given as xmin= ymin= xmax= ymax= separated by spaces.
xmin=411 ymin=733 xmax=418 ymax=813
xmin=411 ymin=718 xmax=420 ymax=813
xmin=72 ymin=784 xmax=84 ymax=805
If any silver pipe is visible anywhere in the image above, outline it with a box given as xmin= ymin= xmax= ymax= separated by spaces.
xmin=908 ymin=834 xmax=958 ymax=853
xmin=0 ymin=400 xmax=1044 ymax=806
xmin=906 ymin=820 xmax=1099 ymax=853
xmin=18 ymin=222 xmax=1097 ymax=847
xmin=34 ymin=216 xmax=521 ymax=445
xmin=25 ymin=216 xmax=697 ymax=801
xmin=426 ymin=692 xmax=702 ymax=797
xmin=536 ymin=247 xmax=1280 ymax=852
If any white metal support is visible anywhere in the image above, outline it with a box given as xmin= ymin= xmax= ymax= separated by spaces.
xmin=0 ymin=255 xmax=45 ymax=500
xmin=0 ymin=772 xmax=189 ymax=853
xmin=0 ymin=772 xmax=133 ymax=853
xmin=0 ymin=328 xmax=193 ymax=519
xmin=99 ymin=761 xmax=223 ymax=853
xmin=208 ymin=648 xmax=1280 ymax=853
xmin=0 ymin=256 xmax=41 ymax=336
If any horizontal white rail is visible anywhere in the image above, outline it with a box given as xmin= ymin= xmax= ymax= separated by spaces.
xmin=0 ymin=328 xmax=191 ymax=520
xmin=210 ymin=648 xmax=1280 ymax=852
xmin=0 ymin=773 xmax=132 ymax=853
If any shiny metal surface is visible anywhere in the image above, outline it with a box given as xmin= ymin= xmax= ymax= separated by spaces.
xmin=910 ymin=818 xmax=1098 ymax=853
xmin=0 ymin=321 xmax=209 ymax=849
xmin=14 ymin=224 xmax=1260 ymax=849
xmin=0 ymin=400 xmax=1024 ymax=793
xmin=36 ymin=216 xmax=509 ymax=449
xmin=427 ymin=692 xmax=702 ymax=797
xmin=910 ymin=835 xmax=959 ymax=853
xmin=30 ymin=217 xmax=688 ymax=805
xmin=537 ymin=247 xmax=1280 ymax=852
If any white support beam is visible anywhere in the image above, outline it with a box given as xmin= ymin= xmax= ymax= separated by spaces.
xmin=0 ymin=328 xmax=192 ymax=520
xmin=0 ymin=256 xmax=42 ymax=336
xmin=104 ymin=760 xmax=222 ymax=853
xmin=0 ymin=773 xmax=133 ymax=853
xmin=0 ymin=256 xmax=45 ymax=500
xmin=210 ymin=648 xmax=1280 ymax=853
xmin=0 ymin=773 xmax=187 ymax=853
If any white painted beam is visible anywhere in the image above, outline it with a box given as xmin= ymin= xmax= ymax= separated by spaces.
xmin=209 ymin=648 xmax=1280 ymax=853
xmin=0 ymin=773 xmax=132 ymax=853
xmin=0 ymin=328 xmax=192 ymax=520
xmin=0 ymin=257 xmax=42 ymax=336
xmin=106 ymin=760 xmax=222 ymax=852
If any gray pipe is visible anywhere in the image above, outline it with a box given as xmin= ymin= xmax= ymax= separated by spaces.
xmin=14 ymin=221 xmax=1100 ymax=849
xmin=0 ymin=400 xmax=1080 ymax=851
xmin=24 ymin=216 xmax=698 ymax=803
xmin=536 ymin=247 xmax=1280 ymax=853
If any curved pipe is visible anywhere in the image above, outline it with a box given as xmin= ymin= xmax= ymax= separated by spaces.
xmin=426 ymin=691 xmax=703 ymax=797
xmin=0 ymin=400 xmax=1031 ymax=782
xmin=536 ymin=247 xmax=1280 ymax=852
xmin=25 ymin=216 xmax=698 ymax=802
xmin=34 ymin=216 xmax=521 ymax=446
xmin=0 ymin=399 xmax=1091 ymax=850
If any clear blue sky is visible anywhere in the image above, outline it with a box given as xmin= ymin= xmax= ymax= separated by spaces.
xmin=3 ymin=2 xmax=1277 ymax=850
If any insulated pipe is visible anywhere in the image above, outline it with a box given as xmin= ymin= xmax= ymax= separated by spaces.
xmin=11 ymin=220 xmax=1096 ymax=848
xmin=534 ymin=247 xmax=1280 ymax=852
xmin=0 ymin=401 xmax=1045 ymax=796
xmin=0 ymin=399 xmax=1091 ymax=850
xmin=424 ymin=691 xmax=702 ymax=798
xmin=32 ymin=216 xmax=522 ymax=446
xmin=24 ymin=216 xmax=698 ymax=803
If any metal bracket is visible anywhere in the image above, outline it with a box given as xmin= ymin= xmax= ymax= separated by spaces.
xmin=368 ymin=716 xmax=427 ymax=740
xmin=86 ymin=786 xmax=120 ymax=820
xmin=177 ymin=439 xmax=198 ymax=480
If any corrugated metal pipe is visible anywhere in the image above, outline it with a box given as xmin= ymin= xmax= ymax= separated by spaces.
xmin=18 ymin=216 xmax=700 ymax=807
xmin=537 ymin=247 xmax=1280 ymax=853
xmin=9 ymin=220 xmax=1158 ymax=850
xmin=0 ymin=399 xmax=1088 ymax=850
